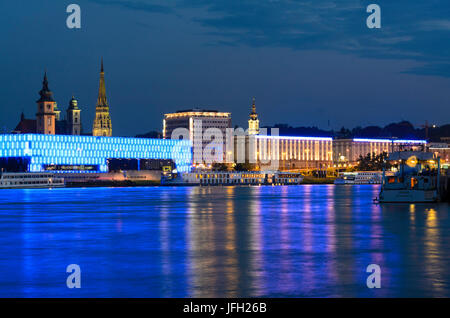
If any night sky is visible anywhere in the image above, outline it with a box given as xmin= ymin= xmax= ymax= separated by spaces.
xmin=1 ymin=0 xmax=450 ymax=136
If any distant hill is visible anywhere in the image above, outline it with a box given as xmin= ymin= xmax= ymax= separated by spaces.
xmin=135 ymin=131 xmax=162 ymax=139
xmin=261 ymin=124 xmax=332 ymax=137
xmin=264 ymin=121 xmax=449 ymax=141
xmin=137 ymin=121 xmax=450 ymax=141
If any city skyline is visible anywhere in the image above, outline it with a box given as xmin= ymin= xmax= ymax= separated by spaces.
xmin=1 ymin=1 xmax=450 ymax=137
xmin=6 ymin=66 xmax=449 ymax=139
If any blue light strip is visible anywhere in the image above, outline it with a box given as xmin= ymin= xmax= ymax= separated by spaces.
xmin=0 ymin=134 xmax=192 ymax=173
xmin=353 ymin=138 xmax=427 ymax=144
xmin=393 ymin=139 xmax=427 ymax=144
xmin=255 ymin=135 xmax=333 ymax=141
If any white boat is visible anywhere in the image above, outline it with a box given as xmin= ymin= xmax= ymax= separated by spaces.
xmin=334 ymin=171 xmax=384 ymax=185
xmin=0 ymin=172 xmax=65 ymax=189
xmin=168 ymin=171 xmax=303 ymax=186
xmin=377 ymin=151 xmax=440 ymax=203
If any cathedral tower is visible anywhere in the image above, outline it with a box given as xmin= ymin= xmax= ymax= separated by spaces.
xmin=67 ymin=96 xmax=82 ymax=135
xmin=92 ymin=59 xmax=112 ymax=136
xmin=36 ymin=72 xmax=56 ymax=135
xmin=248 ymin=97 xmax=259 ymax=135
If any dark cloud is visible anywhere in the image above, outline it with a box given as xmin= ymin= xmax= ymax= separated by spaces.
xmin=88 ymin=0 xmax=173 ymax=14
xmin=92 ymin=0 xmax=450 ymax=77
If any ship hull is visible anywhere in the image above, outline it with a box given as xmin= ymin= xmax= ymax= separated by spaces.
xmin=379 ymin=189 xmax=438 ymax=203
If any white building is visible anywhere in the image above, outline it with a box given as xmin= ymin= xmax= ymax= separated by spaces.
xmin=163 ymin=109 xmax=232 ymax=164
xmin=333 ymin=138 xmax=427 ymax=164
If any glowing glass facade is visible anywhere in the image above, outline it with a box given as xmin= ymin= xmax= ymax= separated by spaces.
xmin=0 ymin=134 xmax=192 ymax=173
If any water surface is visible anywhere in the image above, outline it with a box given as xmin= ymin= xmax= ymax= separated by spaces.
xmin=0 ymin=185 xmax=449 ymax=297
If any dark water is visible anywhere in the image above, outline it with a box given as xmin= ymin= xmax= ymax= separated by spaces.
xmin=1 ymin=185 xmax=450 ymax=297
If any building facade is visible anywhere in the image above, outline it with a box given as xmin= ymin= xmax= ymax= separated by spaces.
xmin=92 ymin=59 xmax=112 ymax=137
xmin=163 ymin=109 xmax=232 ymax=164
xmin=333 ymin=138 xmax=427 ymax=164
xmin=0 ymin=134 xmax=191 ymax=174
xmin=234 ymin=135 xmax=333 ymax=170
xmin=428 ymin=142 xmax=450 ymax=164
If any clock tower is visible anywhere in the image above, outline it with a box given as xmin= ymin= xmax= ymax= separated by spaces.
xmin=36 ymin=72 xmax=56 ymax=135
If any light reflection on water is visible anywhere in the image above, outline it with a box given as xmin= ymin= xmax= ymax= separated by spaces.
xmin=0 ymin=185 xmax=450 ymax=297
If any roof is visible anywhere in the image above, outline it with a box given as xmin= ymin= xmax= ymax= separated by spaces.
xmin=14 ymin=119 xmax=36 ymax=134
xmin=165 ymin=110 xmax=231 ymax=119
xmin=176 ymin=108 xmax=219 ymax=113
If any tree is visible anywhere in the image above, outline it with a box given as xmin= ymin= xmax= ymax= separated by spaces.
xmin=356 ymin=151 xmax=391 ymax=171
xmin=212 ymin=162 xmax=229 ymax=171
xmin=234 ymin=163 xmax=255 ymax=171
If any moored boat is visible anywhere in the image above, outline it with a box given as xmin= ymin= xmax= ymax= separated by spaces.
xmin=163 ymin=170 xmax=303 ymax=186
xmin=334 ymin=171 xmax=385 ymax=185
xmin=377 ymin=151 xmax=440 ymax=203
xmin=0 ymin=172 xmax=65 ymax=189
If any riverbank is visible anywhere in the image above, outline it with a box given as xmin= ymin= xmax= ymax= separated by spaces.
xmin=64 ymin=176 xmax=337 ymax=187
xmin=301 ymin=176 xmax=336 ymax=184
xmin=66 ymin=180 xmax=160 ymax=187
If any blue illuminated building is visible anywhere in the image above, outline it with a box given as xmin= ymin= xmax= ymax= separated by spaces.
xmin=0 ymin=134 xmax=192 ymax=173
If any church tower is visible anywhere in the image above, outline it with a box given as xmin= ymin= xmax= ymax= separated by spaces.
xmin=36 ymin=72 xmax=56 ymax=135
xmin=92 ymin=59 xmax=112 ymax=136
xmin=54 ymin=103 xmax=61 ymax=121
xmin=67 ymin=96 xmax=82 ymax=135
xmin=248 ymin=97 xmax=259 ymax=135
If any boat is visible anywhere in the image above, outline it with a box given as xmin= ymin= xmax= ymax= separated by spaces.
xmin=164 ymin=171 xmax=303 ymax=186
xmin=334 ymin=171 xmax=384 ymax=185
xmin=377 ymin=151 xmax=440 ymax=203
xmin=0 ymin=172 xmax=65 ymax=189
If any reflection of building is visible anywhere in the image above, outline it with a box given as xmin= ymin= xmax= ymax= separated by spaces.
xmin=0 ymin=134 xmax=191 ymax=174
xmin=163 ymin=109 xmax=232 ymax=164
xmin=248 ymin=97 xmax=259 ymax=135
xmin=333 ymin=138 xmax=427 ymax=164
xmin=92 ymin=59 xmax=112 ymax=137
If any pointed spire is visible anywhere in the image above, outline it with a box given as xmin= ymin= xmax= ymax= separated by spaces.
xmin=93 ymin=58 xmax=112 ymax=136
xmin=250 ymin=97 xmax=258 ymax=119
xmin=37 ymin=71 xmax=54 ymax=102
xmin=96 ymin=58 xmax=108 ymax=107
xmin=43 ymin=71 xmax=49 ymax=90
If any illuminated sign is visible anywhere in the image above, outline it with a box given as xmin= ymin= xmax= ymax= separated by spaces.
xmin=44 ymin=165 xmax=98 ymax=171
